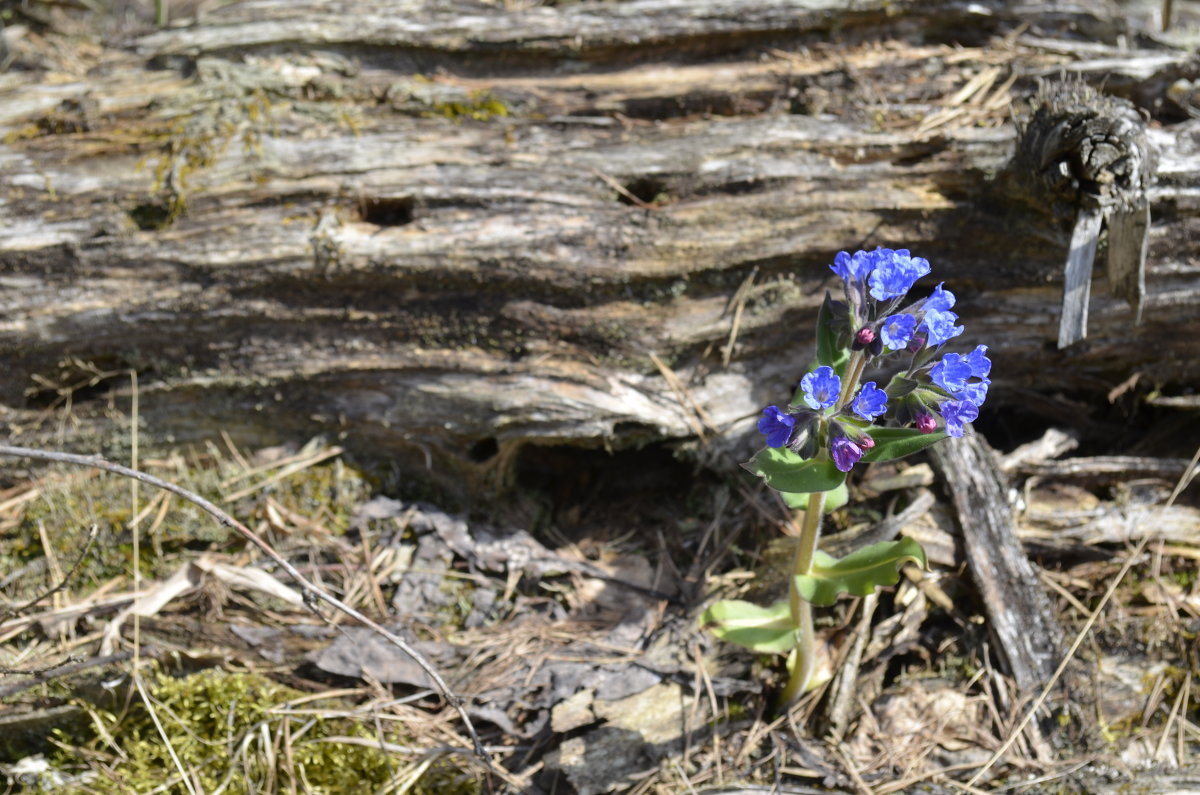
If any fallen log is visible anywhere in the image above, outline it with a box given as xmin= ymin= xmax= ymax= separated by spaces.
xmin=1 ymin=1 xmax=1198 ymax=492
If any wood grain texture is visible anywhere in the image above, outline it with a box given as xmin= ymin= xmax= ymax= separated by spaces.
xmin=929 ymin=434 xmax=1064 ymax=692
xmin=2 ymin=0 xmax=1199 ymax=486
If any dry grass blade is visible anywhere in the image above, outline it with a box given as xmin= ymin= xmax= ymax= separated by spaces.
xmin=0 ymin=443 xmax=492 ymax=768
xmin=222 ymin=445 xmax=344 ymax=502
xmin=722 ymin=266 xmax=757 ymax=367
xmin=967 ymin=536 xmax=1149 ymax=787
xmin=133 ymin=672 xmax=200 ymax=795
xmin=648 ymin=351 xmax=716 ymax=442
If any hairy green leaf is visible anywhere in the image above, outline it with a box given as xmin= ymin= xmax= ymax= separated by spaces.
xmin=743 ymin=447 xmax=847 ymax=494
xmin=781 ymin=481 xmax=849 ymax=513
xmin=793 ymin=537 xmax=927 ymax=606
xmin=701 ymin=599 xmax=796 ymax=654
xmin=862 ymin=427 xmax=948 ymax=463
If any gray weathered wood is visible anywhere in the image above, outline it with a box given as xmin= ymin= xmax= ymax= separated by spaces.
xmin=929 ymin=434 xmax=1064 ymax=692
xmin=1060 ymin=206 xmax=1102 ymax=348
xmin=2 ymin=1 xmax=1199 ymax=488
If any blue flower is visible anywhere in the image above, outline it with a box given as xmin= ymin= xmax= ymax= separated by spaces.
xmin=800 ymin=366 xmax=841 ymax=411
xmin=960 ymin=379 xmax=990 ymax=407
xmin=880 ymin=314 xmax=917 ymax=349
xmin=940 ymin=400 xmax=978 ymax=438
xmin=831 ymin=436 xmax=864 ymax=472
xmin=852 ymin=381 xmax=888 ymax=420
xmin=830 ymin=250 xmax=876 ymax=283
xmin=925 ymin=282 xmax=956 ymax=313
xmin=920 ymin=308 xmax=964 ymax=346
xmin=758 ymin=406 xmax=796 ymax=448
xmin=964 ymin=345 xmax=991 ymax=378
xmin=930 ymin=352 xmax=972 ymax=394
xmin=868 ymin=249 xmax=931 ymax=301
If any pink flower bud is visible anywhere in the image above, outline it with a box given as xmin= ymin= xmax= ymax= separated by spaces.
xmin=915 ymin=412 xmax=937 ymax=434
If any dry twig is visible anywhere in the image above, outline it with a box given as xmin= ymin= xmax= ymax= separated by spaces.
xmin=0 ymin=523 xmax=98 ymax=621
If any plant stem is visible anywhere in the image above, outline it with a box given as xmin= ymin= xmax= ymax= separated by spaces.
xmin=837 ymin=350 xmax=867 ymax=410
xmin=778 ymin=487 xmax=825 ymax=709
xmin=779 ymin=350 xmax=865 ymax=710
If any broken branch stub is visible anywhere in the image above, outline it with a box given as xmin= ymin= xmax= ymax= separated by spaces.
xmin=1012 ymin=81 xmax=1155 ymax=347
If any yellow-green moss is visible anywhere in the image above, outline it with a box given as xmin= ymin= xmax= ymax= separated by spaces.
xmin=52 ymin=668 xmax=478 ymax=794
xmin=139 ymin=88 xmax=275 ymax=228
xmin=1 ymin=451 xmax=374 ymax=597
xmin=425 ymin=91 xmax=510 ymax=123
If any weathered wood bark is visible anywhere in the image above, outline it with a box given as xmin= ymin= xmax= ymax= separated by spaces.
xmin=2 ymin=0 xmax=1199 ymax=485
xmin=929 ymin=435 xmax=1064 ymax=691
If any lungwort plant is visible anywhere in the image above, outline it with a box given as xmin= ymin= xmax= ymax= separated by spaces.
xmin=704 ymin=247 xmax=991 ymax=707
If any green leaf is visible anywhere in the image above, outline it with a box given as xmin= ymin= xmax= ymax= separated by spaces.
xmin=781 ymin=481 xmax=849 ymax=513
xmin=793 ymin=537 xmax=927 ymax=606
xmin=743 ymin=447 xmax=847 ymax=493
xmin=700 ymin=599 xmax=797 ymax=654
xmin=815 ymin=291 xmax=851 ymax=377
xmin=862 ymin=427 xmax=948 ymax=463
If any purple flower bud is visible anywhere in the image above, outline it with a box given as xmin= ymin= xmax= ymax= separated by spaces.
xmin=831 ymin=436 xmax=865 ymax=472
xmin=858 ymin=433 xmax=876 ymax=450
xmin=915 ymin=412 xmax=938 ymax=434
xmin=854 ymin=327 xmax=876 ymax=348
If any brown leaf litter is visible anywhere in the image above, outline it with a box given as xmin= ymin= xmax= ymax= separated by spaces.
xmin=0 ymin=429 xmax=1198 ymax=792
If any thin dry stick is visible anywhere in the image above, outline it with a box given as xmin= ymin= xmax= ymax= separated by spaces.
xmin=0 ymin=444 xmax=489 ymax=765
xmin=1166 ymin=442 xmax=1200 ymax=506
xmin=1 ymin=523 xmax=97 ymax=621
xmin=1179 ymin=672 xmax=1191 ymax=766
xmin=648 ymin=352 xmax=714 ymax=442
xmin=131 ymin=370 xmax=142 ymax=678
xmin=0 ymin=651 xmax=132 ymax=698
xmin=590 ymin=168 xmax=659 ymax=210
xmin=1154 ymin=672 xmax=1188 ymax=763
xmin=722 ymin=266 xmax=758 ymax=366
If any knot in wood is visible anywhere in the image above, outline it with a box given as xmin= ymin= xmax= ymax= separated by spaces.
xmin=1017 ymin=81 xmax=1153 ymax=212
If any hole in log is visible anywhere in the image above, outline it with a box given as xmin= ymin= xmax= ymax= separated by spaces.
xmin=129 ymin=202 xmax=172 ymax=231
xmin=468 ymin=437 xmax=500 ymax=463
xmin=359 ymin=196 xmax=415 ymax=226
xmin=513 ymin=442 xmax=694 ymax=535
xmin=618 ymin=177 xmax=669 ymax=207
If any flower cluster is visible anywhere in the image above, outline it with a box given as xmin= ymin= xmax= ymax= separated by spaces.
xmin=756 ymin=247 xmax=991 ymax=472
